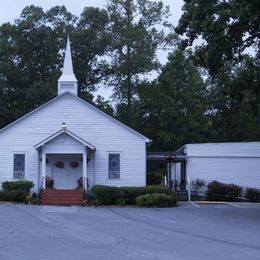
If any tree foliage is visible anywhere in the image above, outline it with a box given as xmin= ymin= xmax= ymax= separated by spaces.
xmin=175 ymin=0 xmax=260 ymax=76
xmin=106 ymin=0 xmax=171 ymax=126
xmin=135 ymin=48 xmax=210 ymax=150
xmin=0 ymin=1 xmax=259 ymax=151
xmin=0 ymin=5 xmax=110 ymax=128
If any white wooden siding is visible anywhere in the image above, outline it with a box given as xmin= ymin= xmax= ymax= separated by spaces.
xmin=186 ymin=143 xmax=260 ymax=189
xmin=0 ymin=93 xmax=146 ymax=190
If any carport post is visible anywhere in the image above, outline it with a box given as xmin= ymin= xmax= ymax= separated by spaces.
xmin=165 ymin=153 xmax=175 ymax=190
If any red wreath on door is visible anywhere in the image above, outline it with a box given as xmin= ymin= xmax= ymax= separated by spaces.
xmin=55 ymin=161 xmax=64 ymax=168
xmin=70 ymin=161 xmax=79 ymax=168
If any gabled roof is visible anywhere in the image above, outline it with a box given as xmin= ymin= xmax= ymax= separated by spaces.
xmin=0 ymin=91 xmax=150 ymax=143
xmin=34 ymin=128 xmax=95 ymax=150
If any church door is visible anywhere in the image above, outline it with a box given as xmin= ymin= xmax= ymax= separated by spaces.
xmin=52 ymin=155 xmax=82 ymax=189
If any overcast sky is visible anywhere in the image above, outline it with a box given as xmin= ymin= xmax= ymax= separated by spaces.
xmin=0 ymin=0 xmax=184 ymax=99
xmin=0 ymin=0 xmax=184 ymax=26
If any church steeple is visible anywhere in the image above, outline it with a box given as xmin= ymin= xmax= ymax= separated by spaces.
xmin=58 ymin=36 xmax=78 ymax=96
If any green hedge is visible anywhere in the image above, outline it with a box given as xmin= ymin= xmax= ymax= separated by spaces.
xmin=2 ymin=180 xmax=34 ymax=192
xmin=90 ymin=185 xmax=175 ymax=206
xmin=245 ymin=188 xmax=260 ymax=202
xmin=1 ymin=180 xmax=34 ymax=203
xmin=90 ymin=185 xmax=123 ymax=205
xmin=1 ymin=190 xmax=29 ymax=202
xmin=206 ymin=181 xmax=242 ymax=201
xmin=136 ymin=193 xmax=177 ymax=207
xmin=120 ymin=185 xmax=170 ymax=205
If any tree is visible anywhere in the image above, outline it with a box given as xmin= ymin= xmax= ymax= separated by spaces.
xmin=106 ymin=0 xmax=171 ymax=127
xmin=175 ymin=0 xmax=260 ymax=143
xmin=95 ymin=95 xmax=114 ymax=116
xmin=208 ymin=56 xmax=260 ymax=141
xmin=175 ymin=0 xmax=260 ymax=76
xmin=135 ymin=48 xmax=210 ymax=150
xmin=0 ymin=5 xmax=111 ymax=128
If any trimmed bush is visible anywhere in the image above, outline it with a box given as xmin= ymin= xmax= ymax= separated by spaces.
xmin=90 ymin=185 xmax=175 ymax=206
xmin=121 ymin=185 xmax=171 ymax=205
xmin=120 ymin=187 xmax=145 ymax=205
xmin=206 ymin=181 xmax=242 ymax=201
xmin=2 ymin=180 xmax=34 ymax=192
xmin=1 ymin=190 xmax=29 ymax=202
xmin=136 ymin=193 xmax=177 ymax=207
xmin=144 ymin=185 xmax=170 ymax=194
xmin=91 ymin=185 xmax=123 ymax=205
xmin=136 ymin=194 xmax=153 ymax=207
xmin=245 ymin=188 xmax=260 ymax=202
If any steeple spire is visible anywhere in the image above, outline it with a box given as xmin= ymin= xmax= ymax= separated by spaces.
xmin=58 ymin=35 xmax=78 ymax=96
xmin=62 ymin=36 xmax=74 ymax=75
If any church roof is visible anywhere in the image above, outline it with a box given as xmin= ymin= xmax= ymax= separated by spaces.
xmin=0 ymin=91 xmax=150 ymax=143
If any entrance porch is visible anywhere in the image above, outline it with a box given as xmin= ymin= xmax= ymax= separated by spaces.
xmin=34 ymin=126 xmax=96 ymax=205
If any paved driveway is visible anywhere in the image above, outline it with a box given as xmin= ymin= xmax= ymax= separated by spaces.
xmin=0 ymin=202 xmax=259 ymax=260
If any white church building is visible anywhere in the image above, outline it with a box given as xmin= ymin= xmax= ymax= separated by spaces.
xmin=0 ymin=38 xmax=150 ymax=196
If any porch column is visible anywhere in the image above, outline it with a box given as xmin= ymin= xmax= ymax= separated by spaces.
xmin=180 ymin=160 xmax=186 ymax=190
xmin=83 ymin=149 xmax=88 ymax=191
xmin=42 ymin=152 xmax=46 ymax=190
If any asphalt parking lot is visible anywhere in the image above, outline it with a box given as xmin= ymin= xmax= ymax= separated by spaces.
xmin=0 ymin=202 xmax=259 ymax=260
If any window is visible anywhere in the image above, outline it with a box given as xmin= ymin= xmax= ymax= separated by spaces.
xmin=13 ymin=154 xmax=25 ymax=179
xmin=108 ymin=153 xmax=120 ymax=179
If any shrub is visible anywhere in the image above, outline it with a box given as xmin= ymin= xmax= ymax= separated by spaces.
xmin=25 ymin=192 xmax=39 ymax=205
xmin=2 ymin=180 xmax=34 ymax=192
xmin=120 ymin=185 xmax=171 ymax=205
xmin=115 ymin=198 xmax=126 ymax=206
xmin=206 ymin=181 xmax=242 ymax=201
xmin=147 ymin=170 xmax=164 ymax=185
xmin=120 ymin=187 xmax=145 ymax=204
xmin=136 ymin=194 xmax=153 ymax=207
xmin=77 ymin=177 xmax=83 ymax=189
xmin=0 ymin=191 xmax=3 ymax=201
xmin=1 ymin=190 xmax=29 ymax=202
xmin=46 ymin=177 xmax=54 ymax=189
xmin=91 ymin=185 xmax=123 ymax=205
xmin=245 ymin=188 xmax=260 ymax=202
xmin=83 ymin=193 xmax=97 ymax=206
xmin=144 ymin=185 xmax=170 ymax=194
xmin=136 ymin=193 xmax=177 ymax=207
xmin=90 ymin=185 xmax=174 ymax=206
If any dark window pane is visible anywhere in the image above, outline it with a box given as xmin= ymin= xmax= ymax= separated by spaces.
xmin=108 ymin=154 xmax=120 ymax=179
xmin=13 ymin=154 xmax=25 ymax=179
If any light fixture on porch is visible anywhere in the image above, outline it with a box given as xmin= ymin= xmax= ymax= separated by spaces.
xmin=61 ymin=122 xmax=67 ymax=131
xmin=165 ymin=152 xmax=175 ymax=162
